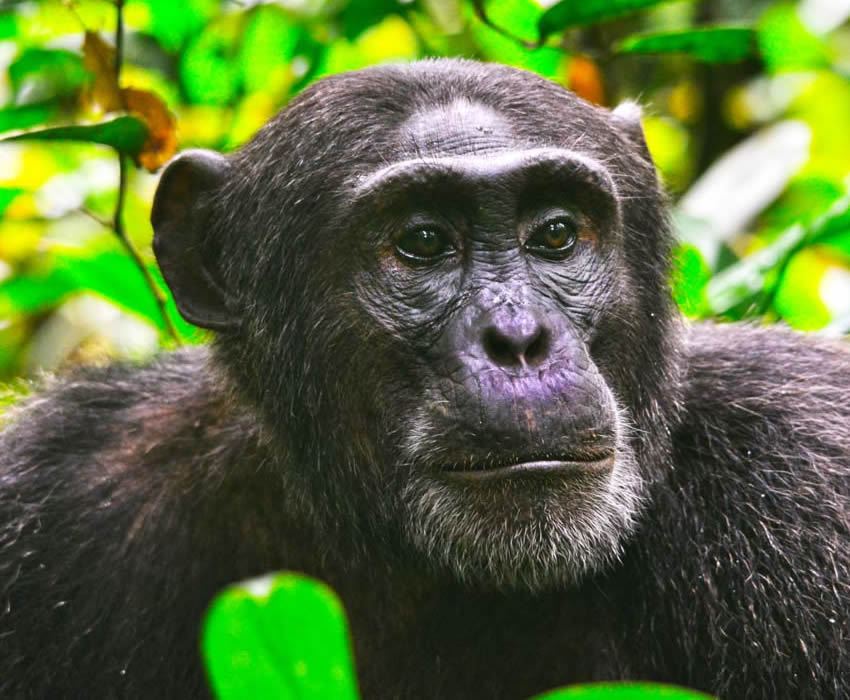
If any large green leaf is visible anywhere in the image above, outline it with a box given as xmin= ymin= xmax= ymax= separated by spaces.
xmin=539 ymin=0 xmax=682 ymax=39
xmin=203 ymin=573 xmax=360 ymax=700
xmin=9 ymin=48 xmax=90 ymax=101
xmin=618 ymin=27 xmax=756 ymax=63
xmin=533 ymin=683 xmax=715 ymax=699
xmin=1 ymin=116 xmax=148 ymax=156
xmin=0 ymin=102 xmax=57 ymax=133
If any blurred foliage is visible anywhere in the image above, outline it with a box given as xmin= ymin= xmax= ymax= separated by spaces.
xmin=202 ymin=571 xmax=714 ymax=700
xmin=0 ymin=0 xmax=849 ymax=380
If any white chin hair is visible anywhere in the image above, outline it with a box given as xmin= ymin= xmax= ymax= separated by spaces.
xmin=400 ymin=443 xmax=645 ymax=592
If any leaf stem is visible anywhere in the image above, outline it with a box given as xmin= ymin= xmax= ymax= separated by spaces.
xmin=113 ymin=154 xmax=181 ymax=342
xmin=110 ymin=0 xmax=180 ymax=344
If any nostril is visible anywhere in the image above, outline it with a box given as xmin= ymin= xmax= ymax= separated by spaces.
xmin=524 ymin=328 xmax=549 ymax=365
xmin=483 ymin=327 xmax=519 ymax=366
xmin=482 ymin=324 xmax=550 ymax=367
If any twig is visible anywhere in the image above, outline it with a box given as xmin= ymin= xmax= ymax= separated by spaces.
xmin=471 ymin=0 xmax=542 ymax=49
xmin=113 ymin=154 xmax=181 ymax=342
xmin=80 ymin=207 xmax=111 ymax=229
xmin=109 ymin=0 xmax=180 ymax=344
xmin=114 ymin=0 xmax=124 ymax=79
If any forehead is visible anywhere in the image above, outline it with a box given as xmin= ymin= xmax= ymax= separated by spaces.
xmin=400 ymin=99 xmax=519 ymax=158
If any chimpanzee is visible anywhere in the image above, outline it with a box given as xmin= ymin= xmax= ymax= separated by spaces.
xmin=1 ymin=59 xmax=848 ymax=699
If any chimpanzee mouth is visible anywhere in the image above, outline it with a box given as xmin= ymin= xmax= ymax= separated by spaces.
xmin=440 ymin=449 xmax=616 ymax=481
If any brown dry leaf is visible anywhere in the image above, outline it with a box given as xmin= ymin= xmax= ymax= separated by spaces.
xmin=82 ymin=30 xmax=123 ymax=112
xmin=122 ymin=88 xmax=177 ymax=171
xmin=568 ymin=55 xmax=606 ymax=107
xmin=81 ymin=31 xmax=177 ymax=171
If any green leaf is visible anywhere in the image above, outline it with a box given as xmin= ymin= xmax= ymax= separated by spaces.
xmin=0 ymin=11 xmax=17 ymax=39
xmin=470 ymin=0 xmax=562 ymax=78
xmin=340 ymin=0 xmax=408 ymax=40
xmin=533 ymin=682 xmax=716 ymax=699
xmin=617 ymin=27 xmax=756 ymax=63
xmin=675 ymin=120 xmax=811 ymax=266
xmin=239 ymin=6 xmax=300 ymax=95
xmin=760 ymin=177 xmax=844 ymax=233
xmin=9 ymin=48 xmax=90 ymax=101
xmin=147 ymin=0 xmax=218 ymax=52
xmin=757 ymin=4 xmax=831 ymax=72
xmin=0 ymin=266 xmax=77 ymax=318
xmin=705 ymin=181 xmax=850 ymax=315
xmin=539 ymin=0 xmax=681 ymax=39
xmin=64 ymin=252 xmax=167 ymax=330
xmin=0 ymin=102 xmax=58 ymax=133
xmin=772 ymin=247 xmax=833 ymax=329
xmin=1 ymin=116 xmax=148 ymax=156
xmin=706 ymin=222 xmax=807 ymax=314
xmin=316 ymin=16 xmax=419 ymax=79
xmin=672 ymin=243 xmax=711 ymax=317
xmin=0 ymin=187 xmax=24 ymax=217
xmin=0 ymin=250 xmax=189 ymax=339
xmin=203 ymin=573 xmax=360 ymax=700
xmin=181 ymin=17 xmax=243 ymax=105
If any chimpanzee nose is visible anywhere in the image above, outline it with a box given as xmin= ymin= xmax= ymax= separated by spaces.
xmin=480 ymin=310 xmax=551 ymax=368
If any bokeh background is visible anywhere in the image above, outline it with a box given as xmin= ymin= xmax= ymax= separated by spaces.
xmin=1 ymin=0 xmax=849 ymax=386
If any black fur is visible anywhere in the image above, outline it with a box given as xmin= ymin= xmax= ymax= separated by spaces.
xmin=1 ymin=60 xmax=848 ymax=699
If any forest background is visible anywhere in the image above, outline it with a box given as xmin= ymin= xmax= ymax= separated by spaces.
xmin=0 ymin=0 xmax=849 ymax=383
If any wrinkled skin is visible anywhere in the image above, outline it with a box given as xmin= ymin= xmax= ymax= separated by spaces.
xmin=1 ymin=60 xmax=848 ymax=700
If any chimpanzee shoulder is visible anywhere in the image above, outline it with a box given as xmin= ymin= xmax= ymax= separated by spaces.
xmin=0 ymin=348 xmax=292 ymax=697
xmin=622 ymin=321 xmax=850 ymax=697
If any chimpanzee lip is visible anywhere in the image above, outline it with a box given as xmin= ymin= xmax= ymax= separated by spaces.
xmin=441 ymin=451 xmax=615 ymax=481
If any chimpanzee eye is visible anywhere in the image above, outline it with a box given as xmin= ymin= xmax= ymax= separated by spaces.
xmin=395 ymin=227 xmax=453 ymax=264
xmin=526 ymin=216 xmax=579 ymax=260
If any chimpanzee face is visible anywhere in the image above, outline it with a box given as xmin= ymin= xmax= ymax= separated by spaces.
xmin=340 ymin=99 xmax=642 ymax=589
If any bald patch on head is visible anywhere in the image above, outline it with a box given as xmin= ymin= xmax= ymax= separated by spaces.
xmin=402 ymin=99 xmax=516 ymax=157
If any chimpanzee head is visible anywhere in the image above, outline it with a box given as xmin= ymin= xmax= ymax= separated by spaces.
xmin=152 ymin=59 xmax=681 ymax=591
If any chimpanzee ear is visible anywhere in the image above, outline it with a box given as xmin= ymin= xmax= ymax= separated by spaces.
xmin=611 ymin=101 xmax=653 ymax=164
xmin=151 ymin=149 xmax=237 ymax=331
